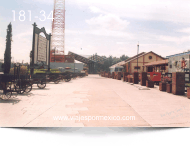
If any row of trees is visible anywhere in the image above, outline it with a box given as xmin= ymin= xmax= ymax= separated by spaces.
xmin=96 ymin=54 xmax=129 ymax=73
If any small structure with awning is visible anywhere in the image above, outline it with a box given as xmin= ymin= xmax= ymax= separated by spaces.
xmin=109 ymin=65 xmax=124 ymax=73
xmin=143 ymin=59 xmax=168 ymax=73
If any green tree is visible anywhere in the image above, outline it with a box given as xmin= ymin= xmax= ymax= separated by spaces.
xmin=4 ymin=23 xmax=12 ymax=74
xmin=9 ymin=65 xmax=28 ymax=75
xmin=89 ymin=54 xmax=129 ymax=73
xmin=120 ymin=54 xmax=129 ymax=61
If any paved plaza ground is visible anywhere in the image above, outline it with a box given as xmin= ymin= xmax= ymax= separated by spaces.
xmin=0 ymin=75 xmax=190 ymax=127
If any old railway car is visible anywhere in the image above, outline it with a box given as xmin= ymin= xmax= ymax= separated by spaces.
xmin=166 ymin=51 xmax=190 ymax=73
xmin=166 ymin=51 xmax=190 ymax=83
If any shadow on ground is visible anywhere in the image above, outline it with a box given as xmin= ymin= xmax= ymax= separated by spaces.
xmin=0 ymin=98 xmax=21 ymax=105
xmin=31 ymin=88 xmax=50 ymax=91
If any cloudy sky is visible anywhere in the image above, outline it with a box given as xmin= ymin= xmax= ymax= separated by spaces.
xmin=0 ymin=0 xmax=190 ymax=63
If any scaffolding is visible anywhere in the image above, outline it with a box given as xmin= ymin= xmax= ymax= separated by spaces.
xmin=51 ymin=0 xmax=65 ymax=54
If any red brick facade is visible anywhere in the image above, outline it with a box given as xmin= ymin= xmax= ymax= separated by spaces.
xmin=172 ymin=72 xmax=185 ymax=95
xmin=50 ymin=50 xmax=74 ymax=63
xmin=140 ymin=72 xmax=147 ymax=86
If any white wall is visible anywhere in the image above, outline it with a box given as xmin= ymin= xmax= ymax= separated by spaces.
xmin=50 ymin=62 xmax=84 ymax=72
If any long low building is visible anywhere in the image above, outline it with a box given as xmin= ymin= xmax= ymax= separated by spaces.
xmin=50 ymin=62 xmax=84 ymax=72
xmin=110 ymin=51 xmax=166 ymax=73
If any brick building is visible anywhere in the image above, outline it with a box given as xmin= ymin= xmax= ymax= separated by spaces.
xmin=50 ymin=50 xmax=74 ymax=63
xmin=143 ymin=59 xmax=168 ymax=73
xmin=110 ymin=51 xmax=165 ymax=73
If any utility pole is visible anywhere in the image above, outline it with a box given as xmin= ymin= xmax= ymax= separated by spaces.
xmin=137 ymin=42 xmax=139 ymax=72
xmin=54 ymin=47 xmax=56 ymax=62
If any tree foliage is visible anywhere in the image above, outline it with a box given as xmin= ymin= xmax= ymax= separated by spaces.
xmin=96 ymin=54 xmax=129 ymax=73
xmin=9 ymin=65 xmax=28 ymax=75
xmin=4 ymin=23 xmax=12 ymax=74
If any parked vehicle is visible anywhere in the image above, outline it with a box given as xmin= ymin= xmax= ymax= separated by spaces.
xmin=31 ymin=73 xmax=47 ymax=89
xmin=147 ymin=72 xmax=161 ymax=85
xmin=109 ymin=66 xmax=124 ymax=74
xmin=0 ymin=74 xmax=32 ymax=99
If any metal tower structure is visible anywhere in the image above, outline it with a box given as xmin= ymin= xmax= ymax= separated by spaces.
xmin=51 ymin=0 xmax=65 ymax=54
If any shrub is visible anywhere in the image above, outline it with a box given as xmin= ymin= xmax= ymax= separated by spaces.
xmin=9 ymin=65 xmax=28 ymax=75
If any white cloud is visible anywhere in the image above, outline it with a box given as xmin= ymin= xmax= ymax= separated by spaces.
xmin=15 ymin=30 xmax=33 ymax=39
xmin=66 ymin=28 xmax=133 ymax=38
xmin=65 ymin=29 xmax=81 ymax=34
xmin=89 ymin=6 xmax=105 ymax=14
xmin=0 ymin=37 xmax=5 ymax=59
xmin=177 ymin=28 xmax=190 ymax=33
xmin=158 ymin=35 xmax=190 ymax=44
xmin=86 ymin=29 xmax=133 ymax=38
xmin=0 ymin=34 xmax=31 ymax=63
xmin=117 ymin=42 xmax=127 ymax=45
xmin=68 ymin=0 xmax=190 ymax=24
xmin=28 ymin=0 xmax=54 ymax=5
xmin=7 ymin=0 xmax=190 ymax=59
xmin=31 ymin=0 xmax=190 ymax=23
xmin=86 ymin=14 xmax=130 ymax=31
xmin=139 ymin=43 xmax=185 ymax=57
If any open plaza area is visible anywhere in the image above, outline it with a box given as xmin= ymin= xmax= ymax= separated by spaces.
xmin=1 ymin=75 xmax=190 ymax=127
xmin=1 ymin=0 xmax=190 ymax=130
